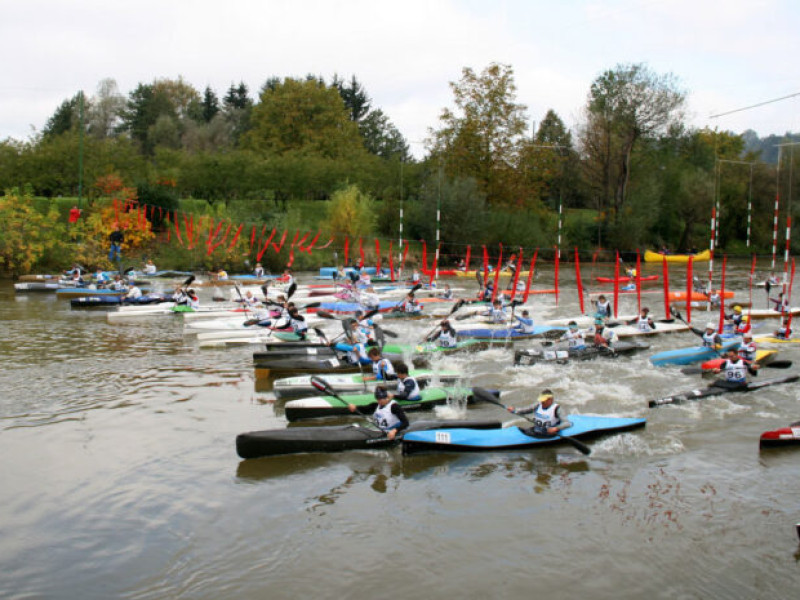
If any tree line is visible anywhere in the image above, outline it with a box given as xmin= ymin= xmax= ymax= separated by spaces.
xmin=1 ymin=64 xmax=799 ymax=259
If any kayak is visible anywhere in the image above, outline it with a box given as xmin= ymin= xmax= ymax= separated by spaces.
xmin=453 ymin=269 xmax=530 ymax=277
xmin=14 ymin=281 xmax=78 ymax=292
xmin=401 ymin=415 xmax=646 ymax=454
xmin=513 ymin=341 xmax=650 ymax=365
xmin=381 ymin=339 xmax=510 ymax=356
xmin=649 ymin=375 xmax=799 ymax=407
xmin=282 ymin=386 xmax=496 ymax=421
xmin=649 ymin=340 xmax=741 ymax=367
xmin=699 ymin=349 xmax=776 ymax=371
xmin=197 ymin=331 xmax=328 ymax=349
xmin=272 ymin=369 xmax=463 ymax=399
xmin=455 ymin=326 xmax=566 ymax=341
xmin=753 ymin=336 xmax=800 ymax=344
xmin=644 ymin=249 xmax=711 ymax=263
xmin=70 ymin=294 xmax=172 ymax=308
xmin=56 ymin=287 xmax=147 ymax=299
xmin=236 ymin=419 xmax=504 ymax=459
xmin=595 ymin=275 xmax=659 ymax=283
xmin=759 ymin=422 xmax=800 ymax=448
xmin=668 ymin=290 xmax=735 ymax=302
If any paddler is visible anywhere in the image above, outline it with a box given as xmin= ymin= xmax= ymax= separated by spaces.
xmin=357 ymin=268 xmax=371 ymax=288
xmin=125 ymin=283 xmax=143 ymax=300
xmin=512 ymin=310 xmax=535 ymax=334
xmin=283 ymin=268 xmax=294 ymax=287
xmin=390 ymin=362 xmax=422 ymax=402
xmin=365 ymin=346 xmax=396 ymax=381
xmin=592 ymin=317 xmax=618 ymax=348
xmin=775 ymin=317 xmax=793 ymax=339
xmin=627 ymin=307 xmax=656 ymax=332
xmin=483 ymin=299 xmax=506 ymax=323
xmin=430 ymin=319 xmax=459 ymax=347
xmin=594 ymin=295 xmax=612 ymax=320
xmin=560 ymin=321 xmax=587 ymax=351
xmin=690 ymin=321 xmax=723 ymax=348
xmin=286 ymin=307 xmax=308 ymax=340
xmin=186 ymin=288 xmax=201 ymax=309
xmin=506 ymin=389 xmax=572 ymax=437
xmin=400 ymin=292 xmax=422 ymax=314
xmin=712 ymin=348 xmax=759 ymax=389
xmin=347 ymin=386 xmax=409 ymax=441
xmin=738 ymin=331 xmax=757 ymax=362
xmin=358 ymin=286 xmax=382 ymax=312
xmin=440 ymin=283 xmax=454 ymax=300
xmin=143 ymin=259 xmax=157 ymax=275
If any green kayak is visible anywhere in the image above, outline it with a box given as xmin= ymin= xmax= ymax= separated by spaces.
xmin=381 ymin=339 xmax=508 ymax=355
xmin=282 ymin=386 xmax=495 ymax=421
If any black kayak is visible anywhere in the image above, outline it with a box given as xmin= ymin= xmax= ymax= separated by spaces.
xmin=236 ymin=419 xmax=504 ymax=459
xmin=70 ymin=294 xmax=171 ymax=308
xmin=514 ymin=341 xmax=649 ymax=366
xmin=649 ymin=375 xmax=799 ymax=407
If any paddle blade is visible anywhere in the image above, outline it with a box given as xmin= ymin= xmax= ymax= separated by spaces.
xmin=313 ymin=328 xmax=329 ymax=344
xmin=287 ymin=282 xmax=297 ymax=299
xmin=472 ymin=387 xmax=505 ymax=408
xmin=450 ymin=299 xmax=465 ymax=315
xmin=310 ymin=376 xmax=333 ymax=395
xmin=316 ymin=310 xmax=335 ymax=320
xmin=303 ymin=302 xmax=321 ymax=309
xmin=362 ymin=309 xmax=380 ymax=321
xmin=409 ymin=283 xmax=422 ymax=296
xmin=766 ymin=360 xmax=793 ymax=369
xmin=379 ymin=326 xmax=398 ymax=339
xmin=182 ymin=274 xmax=195 ymax=287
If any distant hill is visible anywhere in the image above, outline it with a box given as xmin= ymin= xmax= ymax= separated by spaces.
xmin=742 ymin=129 xmax=800 ymax=163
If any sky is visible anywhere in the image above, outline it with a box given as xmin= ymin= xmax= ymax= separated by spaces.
xmin=2 ymin=0 xmax=799 ymax=158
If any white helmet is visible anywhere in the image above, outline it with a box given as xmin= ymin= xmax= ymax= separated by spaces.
xmin=706 ymin=322 xmax=716 ymax=330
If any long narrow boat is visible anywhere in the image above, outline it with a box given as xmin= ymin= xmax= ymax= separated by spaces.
xmin=282 ymin=386 xmax=496 ymax=421
xmin=644 ymin=249 xmax=711 ymax=263
xmin=699 ymin=350 xmax=776 ymax=371
xmin=272 ymin=369 xmax=463 ymax=399
xmin=14 ymin=281 xmax=78 ymax=292
xmin=668 ymin=290 xmax=735 ymax=302
xmin=455 ymin=325 xmax=566 ymax=341
xmin=70 ymin=294 xmax=172 ymax=309
xmin=236 ymin=419 xmax=505 ymax=459
xmin=753 ymin=336 xmax=800 ymax=344
xmin=595 ymin=275 xmax=659 ymax=284
xmin=401 ymin=415 xmax=646 ymax=454
xmin=649 ymin=340 xmax=741 ymax=367
xmin=513 ymin=340 xmax=650 ymax=365
xmin=56 ymin=287 xmax=147 ymax=299
xmin=648 ymin=375 xmax=799 ymax=407
xmin=759 ymin=422 xmax=800 ymax=448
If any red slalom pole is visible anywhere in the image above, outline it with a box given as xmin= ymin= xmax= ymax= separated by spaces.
xmin=575 ymin=247 xmax=585 ymax=314
xmin=510 ymin=248 xmax=523 ymax=302
xmin=554 ymin=247 xmax=560 ymax=307
xmin=686 ymin=256 xmax=693 ymax=325
xmin=523 ymin=250 xmax=538 ymax=304
xmin=635 ymin=250 xmax=642 ymax=314
xmin=491 ymin=244 xmax=503 ymax=303
xmin=613 ymin=251 xmax=620 ymax=318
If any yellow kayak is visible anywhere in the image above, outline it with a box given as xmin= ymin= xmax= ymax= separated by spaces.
xmin=754 ymin=336 xmax=800 ymax=344
xmin=454 ymin=269 xmax=530 ymax=278
xmin=644 ymin=249 xmax=711 ymax=263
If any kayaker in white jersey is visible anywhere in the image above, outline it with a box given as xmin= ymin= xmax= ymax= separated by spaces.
xmin=738 ymin=332 xmax=757 ymax=362
xmin=506 ymin=389 xmax=572 ymax=437
xmin=143 ymin=260 xmax=157 ymax=275
xmin=391 ymin=362 xmax=422 ymax=402
xmin=627 ymin=307 xmax=656 ymax=332
xmin=364 ymin=347 xmax=396 ymax=382
xmin=125 ymin=284 xmax=143 ymax=300
xmin=429 ymin=319 xmax=459 ymax=348
xmin=347 ymin=386 xmax=409 ymax=441
xmin=253 ymin=262 xmax=265 ymax=278
xmin=712 ymin=349 xmax=759 ymax=389
xmin=512 ymin=310 xmax=535 ymax=334
xmin=592 ymin=318 xmax=618 ymax=348
xmin=689 ymin=322 xmax=723 ymax=348
xmin=560 ymin=321 xmax=587 ymax=351
xmin=594 ymin=295 xmax=612 ymax=320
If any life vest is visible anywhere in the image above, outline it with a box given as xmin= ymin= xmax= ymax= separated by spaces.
xmin=722 ymin=358 xmax=748 ymax=383
xmin=515 ymin=317 xmax=535 ymax=334
xmin=373 ymin=400 xmax=402 ymax=431
xmin=701 ymin=331 xmax=718 ymax=347
xmin=395 ymin=376 xmax=421 ymax=401
xmin=348 ymin=342 xmax=368 ymax=364
xmin=290 ymin=316 xmax=308 ymax=335
xmin=532 ymin=402 xmax=561 ymax=429
xmin=188 ymin=296 xmax=200 ymax=309
xmin=636 ymin=315 xmax=652 ymax=332
xmin=596 ymin=300 xmax=611 ymax=317
xmin=490 ymin=307 xmax=506 ymax=323
xmin=127 ymin=287 xmax=142 ymax=299
xmin=438 ymin=330 xmax=458 ymax=348
xmin=563 ymin=329 xmax=586 ymax=349
xmin=738 ymin=341 xmax=757 ymax=361
xmin=372 ymin=358 xmax=396 ymax=380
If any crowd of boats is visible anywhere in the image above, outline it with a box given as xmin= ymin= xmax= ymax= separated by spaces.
xmin=14 ymin=260 xmax=800 ymax=461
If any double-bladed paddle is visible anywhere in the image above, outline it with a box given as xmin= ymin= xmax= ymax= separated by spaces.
xmin=471 ymin=387 xmax=591 ymax=455
xmin=422 ymin=299 xmax=465 ymax=342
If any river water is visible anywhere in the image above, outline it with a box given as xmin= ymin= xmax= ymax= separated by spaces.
xmin=1 ymin=263 xmax=799 ymax=599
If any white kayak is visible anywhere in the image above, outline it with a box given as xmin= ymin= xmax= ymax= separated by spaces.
xmin=184 ymin=314 xmax=325 ymax=332
xmin=197 ymin=330 xmax=326 ymax=348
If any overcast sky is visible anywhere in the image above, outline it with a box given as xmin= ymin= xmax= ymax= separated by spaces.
xmin=2 ymin=0 xmax=799 ymax=157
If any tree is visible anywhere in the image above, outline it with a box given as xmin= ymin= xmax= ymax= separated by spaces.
xmin=359 ymin=109 xmax=410 ymax=160
xmin=333 ymin=74 xmax=371 ymax=122
xmin=244 ymin=77 xmax=365 ymax=159
xmin=427 ymin=63 xmax=532 ymax=207
xmin=579 ymin=63 xmax=686 ymax=225
xmin=325 ymin=184 xmax=376 ymax=239
xmin=0 ymin=186 xmax=64 ymax=275
xmin=223 ymin=81 xmax=253 ymax=146
xmin=201 ymin=86 xmax=220 ymax=123
xmin=86 ymin=78 xmax=125 ymax=139
xmin=42 ymin=94 xmax=81 ymax=139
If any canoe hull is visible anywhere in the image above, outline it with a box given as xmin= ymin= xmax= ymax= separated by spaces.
xmin=402 ymin=415 xmax=646 ymax=454
xmin=644 ymin=249 xmax=711 ymax=263
xmin=649 ymin=375 xmax=799 ymax=407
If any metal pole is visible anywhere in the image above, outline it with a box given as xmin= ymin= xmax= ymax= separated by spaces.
xmin=557 ymin=197 xmax=562 ymax=260
xmin=747 ymin=163 xmax=753 ymax=248
xmin=772 ymin=147 xmax=782 ymax=270
xmin=77 ymin=90 xmax=85 ymax=210
xmin=398 ymin=161 xmax=404 ymax=273
xmin=435 ymin=166 xmax=441 ymax=280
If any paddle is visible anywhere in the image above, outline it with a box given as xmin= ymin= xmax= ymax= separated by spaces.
xmin=670 ymin=306 xmax=724 ymax=357
xmin=310 ymin=376 xmax=367 ymax=416
xmin=422 ymin=299 xmax=465 ymax=342
xmin=233 ymin=283 xmax=252 ymax=320
xmin=471 ymin=387 xmax=591 ymax=455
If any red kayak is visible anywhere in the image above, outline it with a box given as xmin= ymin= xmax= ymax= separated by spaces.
xmin=760 ymin=422 xmax=800 ymax=448
xmin=595 ymin=275 xmax=659 ymax=284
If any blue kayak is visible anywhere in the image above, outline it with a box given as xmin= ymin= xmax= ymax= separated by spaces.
xmin=70 ymin=294 xmax=171 ymax=308
xmin=402 ymin=415 xmax=646 ymax=453
xmin=318 ymin=300 xmax=400 ymax=313
xmin=456 ymin=325 xmax=566 ymax=340
xmin=649 ymin=340 xmax=740 ymax=366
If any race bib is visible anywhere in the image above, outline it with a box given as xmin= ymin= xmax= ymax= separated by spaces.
xmin=435 ymin=431 xmax=451 ymax=444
